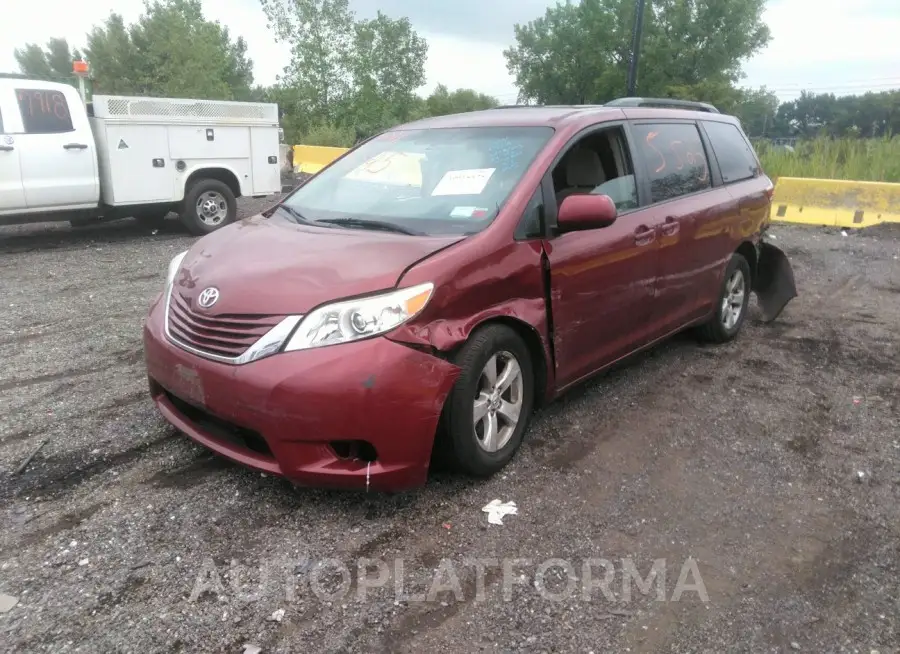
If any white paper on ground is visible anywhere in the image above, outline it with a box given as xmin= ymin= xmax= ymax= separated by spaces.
xmin=0 ymin=594 xmax=18 ymax=613
xmin=482 ymin=499 xmax=518 ymax=525
xmin=431 ymin=168 xmax=496 ymax=196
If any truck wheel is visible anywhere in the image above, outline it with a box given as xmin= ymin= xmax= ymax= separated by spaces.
xmin=438 ymin=324 xmax=535 ymax=477
xmin=180 ymin=179 xmax=237 ymax=236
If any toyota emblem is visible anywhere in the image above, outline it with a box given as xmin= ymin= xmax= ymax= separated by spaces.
xmin=197 ymin=287 xmax=220 ymax=309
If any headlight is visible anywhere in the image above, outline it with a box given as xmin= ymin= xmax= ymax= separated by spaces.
xmin=284 ymin=283 xmax=434 ymax=351
xmin=165 ymin=250 xmax=188 ymax=293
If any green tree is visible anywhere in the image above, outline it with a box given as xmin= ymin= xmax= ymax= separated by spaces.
xmin=86 ymin=0 xmax=254 ymax=98
xmin=733 ymin=86 xmax=780 ymax=137
xmin=12 ymin=0 xmax=254 ymax=99
xmin=261 ymin=0 xmax=356 ymax=123
xmin=775 ymin=90 xmax=900 ymax=138
xmin=261 ymin=0 xmax=429 ymax=140
xmin=14 ymin=38 xmax=83 ymax=81
xmin=776 ymin=91 xmax=837 ymax=137
xmin=348 ymin=12 xmax=428 ymax=125
xmin=83 ymin=13 xmax=144 ymax=94
xmin=425 ymin=84 xmax=499 ymax=115
xmin=504 ymin=0 xmax=770 ymax=104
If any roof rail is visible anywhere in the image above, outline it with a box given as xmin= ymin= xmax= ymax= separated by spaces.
xmin=489 ymin=104 xmax=610 ymax=110
xmin=604 ymin=97 xmax=720 ymax=113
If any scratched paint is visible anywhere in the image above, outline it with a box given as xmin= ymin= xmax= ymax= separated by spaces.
xmin=174 ymin=364 xmax=206 ymax=407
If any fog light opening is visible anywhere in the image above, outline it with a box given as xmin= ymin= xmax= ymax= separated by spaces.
xmin=330 ymin=440 xmax=378 ymax=463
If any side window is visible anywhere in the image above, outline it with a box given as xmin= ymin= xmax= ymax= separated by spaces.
xmin=632 ymin=122 xmax=711 ymax=204
xmin=15 ymin=88 xmax=74 ymax=134
xmin=703 ymin=120 xmax=759 ymax=184
xmin=551 ymin=126 xmax=638 ymax=212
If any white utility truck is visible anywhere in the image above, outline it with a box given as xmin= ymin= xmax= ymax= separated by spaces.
xmin=0 ymin=78 xmax=283 ymax=234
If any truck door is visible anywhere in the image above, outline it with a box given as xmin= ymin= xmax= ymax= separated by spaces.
xmin=14 ymin=84 xmax=98 ymax=209
xmin=250 ymin=126 xmax=280 ymax=195
xmin=0 ymin=95 xmax=26 ymax=212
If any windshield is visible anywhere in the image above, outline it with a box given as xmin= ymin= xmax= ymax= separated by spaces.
xmin=282 ymin=126 xmax=554 ymax=236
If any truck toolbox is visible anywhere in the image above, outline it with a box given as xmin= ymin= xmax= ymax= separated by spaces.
xmin=90 ymin=95 xmax=281 ymax=206
xmin=0 ymin=77 xmax=282 ymax=234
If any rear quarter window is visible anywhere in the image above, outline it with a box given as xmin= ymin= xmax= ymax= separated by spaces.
xmin=631 ymin=122 xmax=711 ymax=203
xmin=15 ymin=88 xmax=75 ymax=134
xmin=702 ymin=120 xmax=759 ymax=184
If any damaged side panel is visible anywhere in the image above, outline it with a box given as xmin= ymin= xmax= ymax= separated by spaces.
xmin=388 ymin=241 xmax=555 ymax=398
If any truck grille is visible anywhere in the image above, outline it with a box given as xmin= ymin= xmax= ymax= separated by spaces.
xmin=166 ymin=292 xmax=283 ymax=360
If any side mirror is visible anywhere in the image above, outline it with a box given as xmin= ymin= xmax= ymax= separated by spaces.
xmin=557 ymin=194 xmax=617 ymax=231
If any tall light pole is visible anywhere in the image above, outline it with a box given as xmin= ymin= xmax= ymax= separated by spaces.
xmin=626 ymin=0 xmax=647 ymax=96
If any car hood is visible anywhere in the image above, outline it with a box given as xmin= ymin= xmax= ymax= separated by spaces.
xmin=174 ymin=214 xmax=464 ymax=315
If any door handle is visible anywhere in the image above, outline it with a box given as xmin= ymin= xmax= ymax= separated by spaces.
xmin=634 ymin=225 xmax=656 ymax=246
xmin=63 ymin=143 xmax=88 ymax=150
xmin=661 ymin=216 xmax=680 ymax=236
xmin=0 ymin=145 xmax=13 ymax=152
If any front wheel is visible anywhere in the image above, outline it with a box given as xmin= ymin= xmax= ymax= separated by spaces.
xmin=179 ymin=179 xmax=237 ymax=236
xmin=440 ymin=324 xmax=535 ymax=477
xmin=696 ymin=253 xmax=751 ymax=343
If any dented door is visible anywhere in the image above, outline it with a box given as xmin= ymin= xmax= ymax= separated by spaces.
xmin=542 ymin=212 xmax=659 ymax=389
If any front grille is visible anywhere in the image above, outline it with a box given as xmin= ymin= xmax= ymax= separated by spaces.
xmin=167 ymin=291 xmax=283 ymax=359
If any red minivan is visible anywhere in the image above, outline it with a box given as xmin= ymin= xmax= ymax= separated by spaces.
xmin=143 ymin=98 xmax=797 ymax=491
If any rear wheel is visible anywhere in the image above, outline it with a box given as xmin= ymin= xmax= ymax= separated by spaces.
xmin=697 ymin=253 xmax=751 ymax=343
xmin=439 ymin=324 xmax=535 ymax=477
xmin=179 ymin=179 xmax=237 ymax=236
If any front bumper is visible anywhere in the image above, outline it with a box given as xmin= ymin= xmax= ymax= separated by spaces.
xmin=143 ymin=295 xmax=461 ymax=491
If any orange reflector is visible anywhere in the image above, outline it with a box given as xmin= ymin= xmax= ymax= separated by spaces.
xmin=404 ymin=289 xmax=431 ymax=316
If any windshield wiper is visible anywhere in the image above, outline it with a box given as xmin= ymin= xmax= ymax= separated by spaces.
xmin=274 ymin=204 xmax=319 ymax=226
xmin=315 ymin=217 xmax=424 ymax=236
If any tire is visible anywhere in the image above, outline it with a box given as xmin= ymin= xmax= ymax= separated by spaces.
xmin=439 ymin=324 xmax=535 ymax=477
xmin=696 ymin=253 xmax=752 ymax=343
xmin=179 ymin=179 xmax=237 ymax=236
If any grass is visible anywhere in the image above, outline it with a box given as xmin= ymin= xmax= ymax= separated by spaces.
xmin=755 ymin=135 xmax=900 ymax=183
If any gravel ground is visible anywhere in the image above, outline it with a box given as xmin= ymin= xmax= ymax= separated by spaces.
xmin=1 ymin=205 xmax=898 ymax=654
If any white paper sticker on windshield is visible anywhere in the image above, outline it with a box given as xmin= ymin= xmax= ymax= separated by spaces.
xmin=431 ymin=168 xmax=496 ymax=196
xmin=450 ymin=206 xmax=490 ymax=219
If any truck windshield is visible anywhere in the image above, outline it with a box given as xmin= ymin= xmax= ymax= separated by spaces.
xmin=282 ymin=126 xmax=554 ymax=236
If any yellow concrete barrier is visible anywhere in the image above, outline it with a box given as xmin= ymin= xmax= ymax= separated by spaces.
xmin=292 ymin=145 xmax=349 ymax=174
xmin=291 ymin=144 xmax=426 ymax=186
xmin=771 ymin=177 xmax=900 ymax=228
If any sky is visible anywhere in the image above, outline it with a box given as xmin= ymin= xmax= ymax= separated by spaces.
xmin=1 ymin=0 xmax=898 ymax=104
